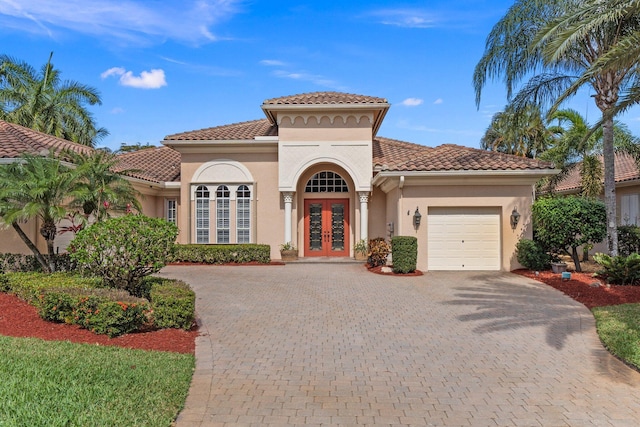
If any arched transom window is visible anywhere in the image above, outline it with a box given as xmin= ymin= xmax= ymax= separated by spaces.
xmin=305 ymin=171 xmax=349 ymax=193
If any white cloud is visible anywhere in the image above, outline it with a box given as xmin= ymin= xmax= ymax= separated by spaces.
xmin=110 ymin=107 xmax=125 ymax=114
xmin=0 ymin=0 xmax=241 ymax=45
xmin=369 ymin=9 xmax=437 ymax=28
xmin=401 ymin=98 xmax=423 ymax=107
xmin=433 ymin=98 xmax=443 ymax=105
xmin=101 ymin=67 xmax=167 ymax=89
xmin=260 ymin=59 xmax=287 ymax=67
xmin=272 ymin=69 xmax=347 ymax=91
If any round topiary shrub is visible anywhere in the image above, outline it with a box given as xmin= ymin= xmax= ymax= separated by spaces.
xmin=69 ymin=215 xmax=178 ymax=294
xmin=516 ymin=239 xmax=550 ymax=271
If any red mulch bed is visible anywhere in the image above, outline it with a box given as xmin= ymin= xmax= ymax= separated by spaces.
xmin=513 ymin=269 xmax=640 ymax=309
xmin=366 ymin=265 xmax=424 ymax=276
xmin=0 ymin=292 xmax=197 ymax=353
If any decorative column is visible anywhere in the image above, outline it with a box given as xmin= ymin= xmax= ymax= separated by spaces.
xmin=358 ymin=191 xmax=369 ymax=242
xmin=282 ymin=192 xmax=294 ymax=244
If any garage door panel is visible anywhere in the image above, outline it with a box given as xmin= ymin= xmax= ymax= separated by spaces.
xmin=427 ymin=209 xmax=500 ymax=271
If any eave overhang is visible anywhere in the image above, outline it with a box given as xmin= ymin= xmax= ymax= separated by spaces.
xmin=372 ymin=169 xmax=560 ymax=193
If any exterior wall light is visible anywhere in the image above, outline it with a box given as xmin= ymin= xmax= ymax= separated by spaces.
xmin=413 ymin=207 xmax=422 ymax=228
xmin=510 ymin=208 xmax=521 ymax=229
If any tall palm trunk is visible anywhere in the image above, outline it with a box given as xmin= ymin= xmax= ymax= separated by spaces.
xmin=602 ymin=114 xmax=618 ymax=256
xmin=11 ymin=222 xmax=50 ymax=272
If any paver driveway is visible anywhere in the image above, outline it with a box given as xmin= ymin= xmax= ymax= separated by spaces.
xmin=158 ymin=264 xmax=640 ymax=426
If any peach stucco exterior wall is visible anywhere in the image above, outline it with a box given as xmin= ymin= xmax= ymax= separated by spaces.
xmin=277 ymin=115 xmax=373 ymax=142
xmin=0 ymin=219 xmax=42 ymax=255
xmin=385 ymin=183 xmax=535 ymax=272
xmin=178 ymin=151 xmax=282 ymax=260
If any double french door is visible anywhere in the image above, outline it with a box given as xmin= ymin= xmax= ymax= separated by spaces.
xmin=304 ymin=199 xmax=349 ymax=257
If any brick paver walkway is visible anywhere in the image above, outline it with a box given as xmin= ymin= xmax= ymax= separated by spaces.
xmin=159 ymin=264 xmax=640 ymax=426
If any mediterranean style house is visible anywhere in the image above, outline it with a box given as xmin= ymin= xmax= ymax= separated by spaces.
xmin=0 ymin=92 xmax=557 ymax=271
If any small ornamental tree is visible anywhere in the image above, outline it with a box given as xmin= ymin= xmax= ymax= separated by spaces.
xmin=69 ymin=215 xmax=178 ymax=293
xmin=532 ymin=196 xmax=606 ymax=272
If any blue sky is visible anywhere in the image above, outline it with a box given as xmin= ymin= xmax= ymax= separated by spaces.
xmin=1 ymin=0 xmax=639 ymax=151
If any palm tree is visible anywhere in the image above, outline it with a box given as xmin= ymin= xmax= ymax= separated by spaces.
xmin=473 ymin=0 xmax=640 ymax=256
xmin=481 ymin=103 xmax=553 ymax=158
xmin=67 ymin=150 xmax=142 ymax=222
xmin=0 ymin=52 xmax=107 ymax=147
xmin=0 ymin=151 xmax=76 ymax=272
xmin=541 ymin=109 xmax=640 ymax=197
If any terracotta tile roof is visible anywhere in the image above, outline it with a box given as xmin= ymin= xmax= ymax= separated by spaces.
xmin=116 ymin=146 xmax=181 ymax=183
xmin=0 ymin=120 xmax=94 ymax=160
xmin=555 ymin=154 xmax=640 ymax=193
xmin=375 ymin=141 xmax=552 ymax=172
xmin=263 ymin=91 xmax=387 ymax=105
xmin=373 ymin=137 xmax=432 ymax=170
xmin=165 ymin=119 xmax=277 ymax=141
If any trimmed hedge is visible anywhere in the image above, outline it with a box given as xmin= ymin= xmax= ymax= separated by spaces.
xmin=1 ymin=272 xmax=195 ymax=336
xmin=38 ymin=288 xmax=149 ymax=337
xmin=0 ymin=253 xmax=75 ymax=273
xmin=1 ymin=272 xmax=102 ymax=304
xmin=149 ymin=279 xmax=195 ymax=330
xmin=170 ymin=244 xmax=271 ymax=264
xmin=391 ymin=236 xmax=417 ymax=273
xmin=618 ymin=225 xmax=640 ymax=256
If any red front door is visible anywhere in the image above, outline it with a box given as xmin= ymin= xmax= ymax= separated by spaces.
xmin=304 ymin=199 xmax=349 ymax=257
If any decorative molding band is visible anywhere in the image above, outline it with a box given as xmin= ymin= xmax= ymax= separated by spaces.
xmin=277 ymin=113 xmax=374 ymax=126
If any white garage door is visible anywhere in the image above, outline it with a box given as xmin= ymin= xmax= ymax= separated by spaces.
xmin=427 ymin=207 xmax=501 ymax=270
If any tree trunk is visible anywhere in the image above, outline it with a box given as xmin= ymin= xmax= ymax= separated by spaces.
xmin=40 ymin=219 xmax=58 ymax=272
xmin=602 ymin=113 xmax=618 ymax=256
xmin=11 ymin=222 xmax=50 ymax=273
xmin=571 ymin=246 xmax=582 ymax=273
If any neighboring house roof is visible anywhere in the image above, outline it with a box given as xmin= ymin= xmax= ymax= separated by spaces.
xmin=0 ymin=120 xmax=94 ymax=160
xmin=555 ymin=154 xmax=640 ymax=193
xmin=263 ymin=91 xmax=388 ymax=105
xmin=165 ymin=119 xmax=277 ymax=141
xmin=116 ymin=146 xmax=181 ymax=183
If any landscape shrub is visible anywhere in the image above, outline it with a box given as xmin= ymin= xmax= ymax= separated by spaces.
xmin=391 ymin=236 xmax=417 ymax=273
xmin=170 ymin=244 xmax=271 ymax=264
xmin=368 ymin=237 xmax=391 ymax=267
xmin=516 ymin=239 xmax=551 ymax=271
xmin=618 ymin=225 xmax=640 ymax=256
xmin=594 ymin=253 xmax=640 ymax=286
xmin=77 ymin=299 xmax=149 ymax=338
xmin=2 ymin=272 xmax=101 ymax=304
xmin=69 ymin=215 xmax=178 ymax=293
xmin=0 ymin=253 xmax=75 ymax=273
xmin=149 ymin=279 xmax=195 ymax=330
xmin=38 ymin=287 xmax=149 ymax=337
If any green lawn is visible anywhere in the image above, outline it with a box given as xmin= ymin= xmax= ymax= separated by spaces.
xmin=0 ymin=336 xmax=194 ymax=426
xmin=593 ymin=303 xmax=640 ymax=370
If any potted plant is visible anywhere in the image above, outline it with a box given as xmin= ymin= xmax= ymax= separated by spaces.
xmin=551 ymin=262 xmax=568 ymax=273
xmin=279 ymin=242 xmax=298 ymax=261
xmin=353 ymin=239 xmax=368 ymax=261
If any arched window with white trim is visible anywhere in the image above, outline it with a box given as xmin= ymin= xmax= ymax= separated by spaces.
xmin=305 ymin=171 xmax=349 ymax=193
xmin=216 ymin=185 xmax=230 ymax=243
xmin=195 ymin=185 xmax=210 ymax=243
xmin=236 ymin=185 xmax=251 ymax=243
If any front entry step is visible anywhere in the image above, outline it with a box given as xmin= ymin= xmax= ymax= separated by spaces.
xmin=285 ymin=257 xmax=363 ymax=264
